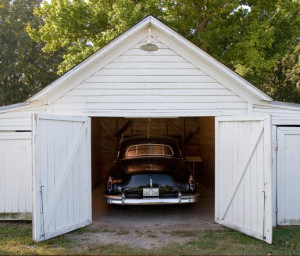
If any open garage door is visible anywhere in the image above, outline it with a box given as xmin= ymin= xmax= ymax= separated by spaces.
xmin=215 ymin=116 xmax=272 ymax=243
xmin=33 ymin=114 xmax=91 ymax=242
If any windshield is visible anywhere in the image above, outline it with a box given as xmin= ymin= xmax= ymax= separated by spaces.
xmin=125 ymin=144 xmax=174 ymax=158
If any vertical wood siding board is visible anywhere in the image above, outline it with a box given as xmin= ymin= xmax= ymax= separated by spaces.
xmin=298 ymin=134 xmax=300 ymax=221
xmin=284 ymin=134 xmax=289 ymax=220
xmin=263 ymin=117 xmax=272 ymax=243
xmin=65 ymin=122 xmax=76 ymax=223
xmin=285 ymin=135 xmax=290 ymax=220
xmin=78 ymin=130 xmax=86 ymax=220
xmin=294 ymin=134 xmax=300 ymax=219
xmin=290 ymin=136 xmax=295 ymax=219
xmin=221 ymin=122 xmax=264 ymax=220
xmin=73 ymin=121 xmax=81 ymax=222
xmin=224 ymin=122 xmax=232 ymax=221
xmin=2 ymin=141 xmax=7 ymax=212
xmin=6 ymin=140 xmax=11 ymax=212
xmin=24 ymin=139 xmax=29 ymax=212
xmin=245 ymin=126 xmax=252 ymax=230
xmin=289 ymin=136 xmax=294 ymax=219
xmin=249 ymin=122 xmax=256 ymax=231
xmin=231 ymin=123 xmax=236 ymax=222
xmin=83 ymin=118 xmax=92 ymax=221
xmin=290 ymin=135 xmax=295 ymax=219
xmin=18 ymin=140 xmax=24 ymax=212
xmin=67 ymin=127 xmax=73 ymax=223
xmin=277 ymin=129 xmax=284 ymax=224
xmin=215 ymin=118 xmax=220 ymax=221
xmin=60 ymin=121 xmax=68 ymax=227
xmin=32 ymin=116 xmax=38 ymax=240
xmin=48 ymin=121 xmax=55 ymax=227
xmin=240 ymin=122 xmax=246 ymax=226
xmin=219 ymin=122 xmax=225 ymax=220
xmin=0 ymin=141 xmax=3 ymax=211
xmin=241 ymin=122 xmax=246 ymax=227
xmin=43 ymin=121 xmax=87 ymax=229
xmin=257 ymin=129 xmax=264 ymax=232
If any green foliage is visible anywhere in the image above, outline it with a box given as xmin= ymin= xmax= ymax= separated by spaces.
xmin=28 ymin=0 xmax=163 ymax=74
xmin=0 ymin=0 xmax=64 ymax=106
xmin=27 ymin=0 xmax=300 ymax=102
xmin=267 ymin=42 xmax=300 ymax=103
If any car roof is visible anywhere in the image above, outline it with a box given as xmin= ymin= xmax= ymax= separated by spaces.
xmin=120 ymin=136 xmax=180 ymax=148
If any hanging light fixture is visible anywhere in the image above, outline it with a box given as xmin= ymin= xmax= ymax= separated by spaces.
xmin=140 ymin=27 xmax=159 ymax=52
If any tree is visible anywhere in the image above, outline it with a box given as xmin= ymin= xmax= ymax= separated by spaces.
xmin=267 ymin=42 xmax=300 ymax=103
xmin=0 ymin=0 xmax=64 ymax=106
xmin=28 ymin=0 xmax=300 ymax=101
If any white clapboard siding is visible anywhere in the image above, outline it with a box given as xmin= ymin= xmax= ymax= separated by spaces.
xmin=0 ymin=105 xmax=46 ymax=131
xmin=50 ymin=109 xmax=247 ymax=118
xmin=122 ymin=48 xmax=178 ymax=56
xmin=52 ymin=102 xmax=247 ymax=112
xmin=0 ymin=132 xmax=32 ymax=215
xmin=104 ymin=62 xmax=196 ymax=69
xmin=76 ymin=82 xmax=225 ymax=90
xmin=84 ymin=75 xmax=216 ymax=83
xmin=112 ymin=55 xmax=187 ymax=63
xmin=95 ymin=68 xmax=206 ymax=76
xmin=52 ymin=39 xmax=247 ymax=116
xmin=277 ymin=127 xmax=300 ymax=225
xmin=215 ymin=116 xmax=272 ymax=243
xmin=65 ymin=88 xmax=236 ymax=96
xmin=254 ymin=105 xmax=300 ymax=125
xmin=58 ymin=95 xmax=245 ymax=104
xmin=86 ymin=102 xmax=247 ymax=110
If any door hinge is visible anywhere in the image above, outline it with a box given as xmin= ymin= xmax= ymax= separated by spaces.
xmin=274 ymin=141 xmax=278 ymax=151
xmin=274 ymin=208 xmax=278 ymax=213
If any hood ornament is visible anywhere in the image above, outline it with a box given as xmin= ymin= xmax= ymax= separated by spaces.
xmin=150 ymin=178 xmax=153 ymax=188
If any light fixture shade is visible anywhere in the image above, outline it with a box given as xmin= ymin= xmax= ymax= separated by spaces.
xmin=140 ymin=43 xmax=159 ymax=52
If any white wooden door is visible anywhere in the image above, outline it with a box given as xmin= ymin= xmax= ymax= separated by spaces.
xmin=277 ymin=127 xmax=300 ymax=225
xmin=215 ymin=116 xmax=272 ymax=243
xmin=33 ymin=114 xmax=91 ymax=242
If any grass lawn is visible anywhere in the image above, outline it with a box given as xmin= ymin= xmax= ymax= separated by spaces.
xmin=0 ymin=222 xmax=299 ymax=255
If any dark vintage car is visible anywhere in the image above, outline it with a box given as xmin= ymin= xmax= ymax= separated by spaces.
xmin=104 ymin=136 xmax=198 ymax=205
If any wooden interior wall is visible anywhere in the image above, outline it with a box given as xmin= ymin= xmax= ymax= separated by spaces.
xmin=91 ymin=117 xmax=215 ymax=188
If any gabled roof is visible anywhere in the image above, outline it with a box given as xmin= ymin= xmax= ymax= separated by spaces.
xmin=29 ymin=15 xmax=272 ymax=103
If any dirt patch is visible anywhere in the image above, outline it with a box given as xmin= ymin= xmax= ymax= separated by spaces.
xmin=66 ymin=223 xmax=223 ymax=250
xmin=65 ymin=184 xmax=223 ymax=250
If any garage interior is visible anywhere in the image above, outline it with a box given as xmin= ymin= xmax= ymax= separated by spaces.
xmin=90 ymin=117 xmax=216 ymax=227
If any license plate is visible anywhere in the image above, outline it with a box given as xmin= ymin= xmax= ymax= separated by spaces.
xmin=143 ymin=188 xmax=159 ymax=197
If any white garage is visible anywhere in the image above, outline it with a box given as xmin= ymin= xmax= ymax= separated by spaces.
xmin=0 ymin=16 xmax=299 ymax=244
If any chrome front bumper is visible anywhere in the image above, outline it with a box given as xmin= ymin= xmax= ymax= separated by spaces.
xmin=104 ymin=193 xmax=199 ymax=205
